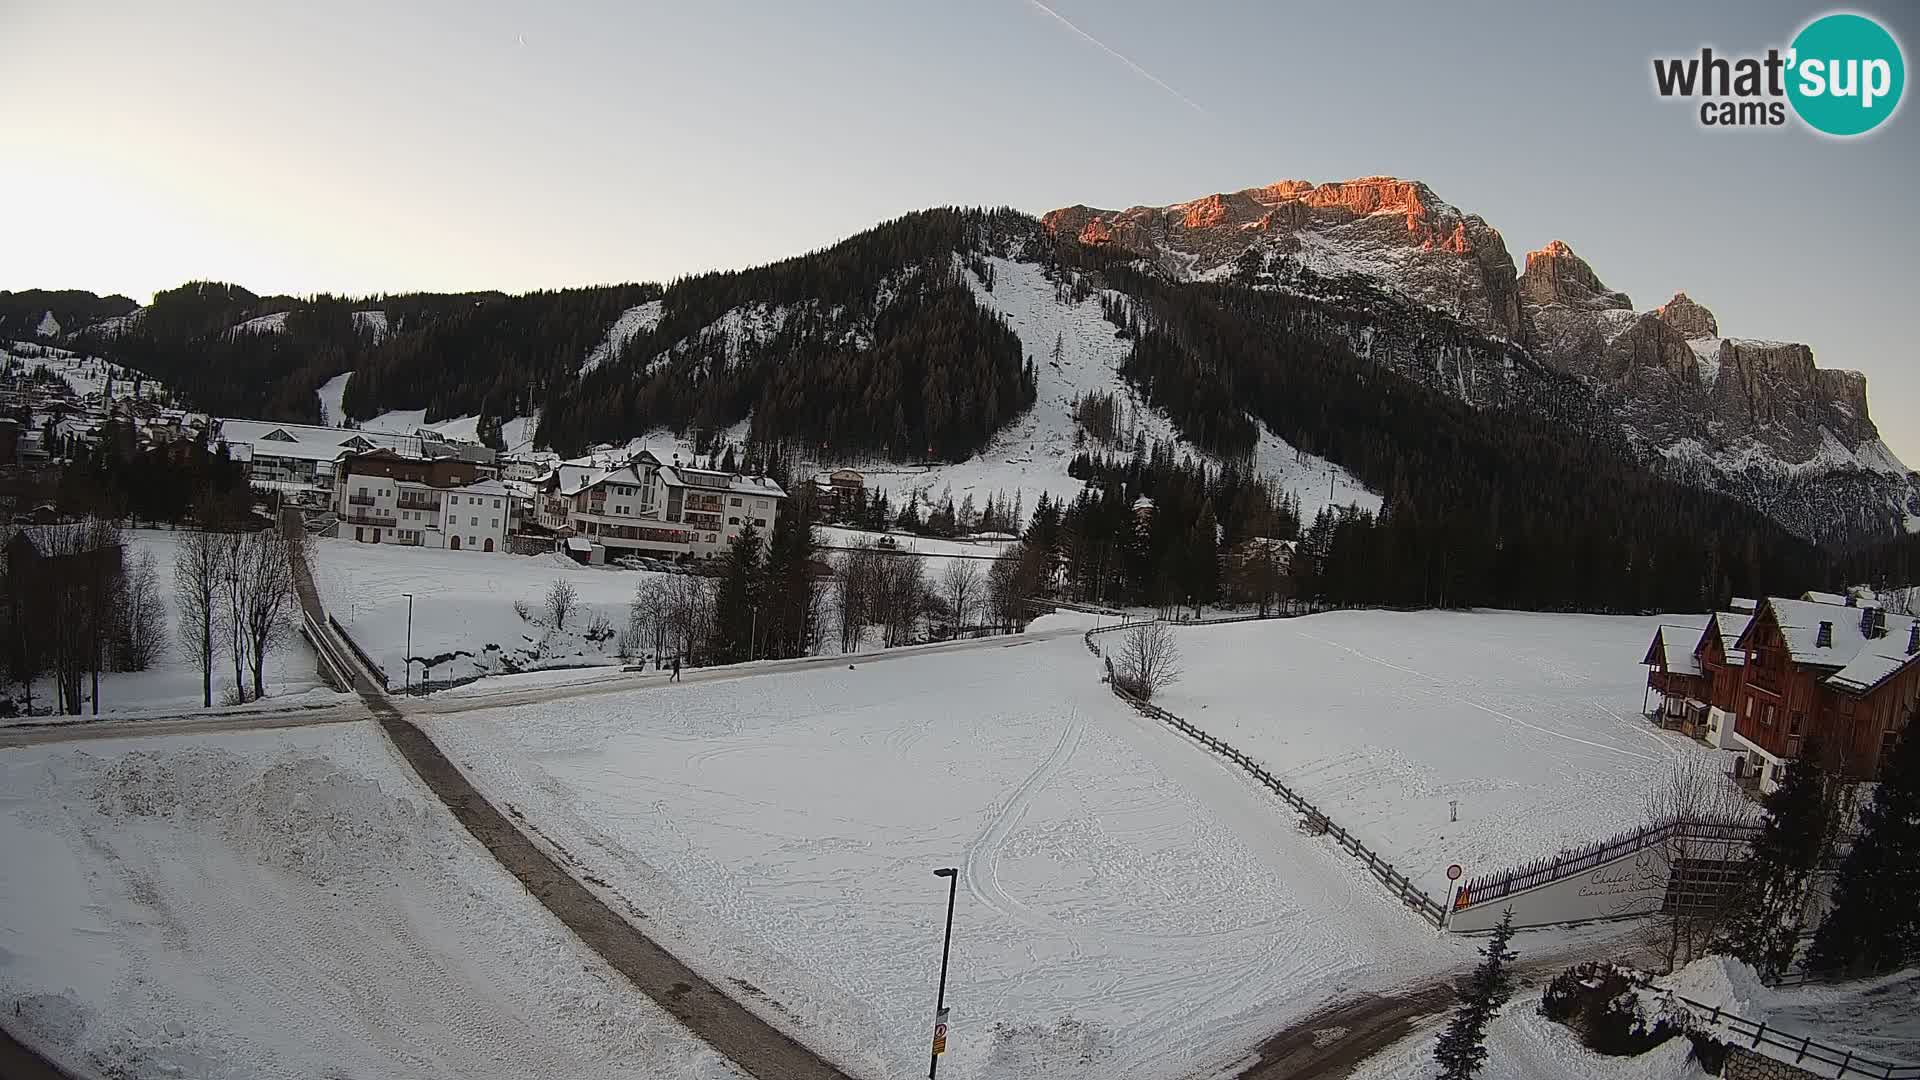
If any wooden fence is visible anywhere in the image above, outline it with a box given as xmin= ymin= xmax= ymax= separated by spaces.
xmin=1085 ymin=620 xmax=1449 ymax=927
xmin=1456 ymin=816 xmax=1762 ymax=912
xmin=1647 ymin=986 xmax=1920 ymax=1079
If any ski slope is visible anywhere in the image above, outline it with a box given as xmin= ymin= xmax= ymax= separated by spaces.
xmin=822 ymin=255 xmax=1378 ymax=523
xmin=1150 ymin=610 xmax=1730 ymax=896
xmin=0 ymin=723 xmax=741 ymax=1080
xmin=422 ymin=633 xmax=1466 ymax=1080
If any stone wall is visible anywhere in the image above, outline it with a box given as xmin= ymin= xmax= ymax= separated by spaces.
xmin=1723 ymin=1046 xmax=1823 ymax=1080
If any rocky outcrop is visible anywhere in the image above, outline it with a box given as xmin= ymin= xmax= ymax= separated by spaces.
xmin=1518 ymin=240 xmax=1632 ymax=310
xmin=1655 ymin=292 xmax=1718 ymax=339
xmin=1042 ymin=176 xmax=1525 ymax=340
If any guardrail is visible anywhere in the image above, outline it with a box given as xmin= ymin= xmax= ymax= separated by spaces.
xmin=328 ymin=614 xmax=389 ymax=692
xmin=299 ymin=609 xmax=355 ymax=693
xmin=1650 ymin=987 xmax=1919 ymax=1079
xmin=1085 ymin=620 xmax=1449 ymax=927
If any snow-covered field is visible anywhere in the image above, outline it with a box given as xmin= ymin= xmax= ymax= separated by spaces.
xmin=1146 ymin=611 xmax=1727 ymax=896
xmin=308 ymin=536 xmax=669 ymax=684
xmin=6 ymin=529 xmax=334 ymax=720
xmin=0 ymin=722 xmax=740 ymax=1080
xmin=1350 ymin=997 xmax=1702 ymax=1080
xmin=422 ymin=633 xmax=1468 ymax=1080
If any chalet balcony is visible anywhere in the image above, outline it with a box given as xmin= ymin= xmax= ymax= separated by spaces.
xmin=344 ymin=510 xmax=395 ymax=526
xmin=396 ymin=494 xmax=441 ymax=511
xmin=347 ymin=493 xmax=378 ymax=507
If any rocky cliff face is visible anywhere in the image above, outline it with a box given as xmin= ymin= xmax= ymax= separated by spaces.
xmin=1044 ymin=176 xmax=1525 ymax=342
xmin=1046 ymin=177 xmax=1918 ymax=543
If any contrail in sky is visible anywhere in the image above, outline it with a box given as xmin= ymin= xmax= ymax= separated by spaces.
xmin=1024 ymin=0 xmax=1211 ymax=117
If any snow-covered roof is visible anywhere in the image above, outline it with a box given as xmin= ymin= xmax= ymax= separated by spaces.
xmin=453 ymin=478 xmax=510 ymax=497
xmin=565 ymin=536 xmax=593 ymax=552
xmin=1751 ymin=598 xmax=1920 ymax=693
xmin=1801 ymin=590 xmax=1849 ymax=607
xmin=658 ymin=465 xmax=786 ymax=499
xmin=1826 ymin=631 xmax=1920 ymax=695
xmin=1728 ymin=597 xmax=1757 ymax=613
xmin=216 ymin=418 xmax=418 ymax=462
xmin=1710 ymin=611 xmax=1751 ymax=666
xmin=1656 ymin=625 xmax=1702 ymax=676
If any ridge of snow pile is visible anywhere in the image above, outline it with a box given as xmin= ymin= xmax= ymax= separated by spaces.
xmin=579 ymin=300 xmax=663 ymax=375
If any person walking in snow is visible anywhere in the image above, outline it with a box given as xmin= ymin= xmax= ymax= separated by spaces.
xmin=671 ymin=655 xmax=682 ymax=682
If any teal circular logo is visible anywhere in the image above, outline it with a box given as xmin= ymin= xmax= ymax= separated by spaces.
xmin=1788 ymin=13 xmax=1905 ymax=136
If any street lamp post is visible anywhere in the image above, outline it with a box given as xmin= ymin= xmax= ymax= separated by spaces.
xmin=401 ymin=592 xmax=414 ymax=690
xmin=929 ymin=866 xmax=958 ymax=1079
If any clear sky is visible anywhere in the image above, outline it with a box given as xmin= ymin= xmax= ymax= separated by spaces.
xmin=3 ymin=0 xmax=1916 ymax=462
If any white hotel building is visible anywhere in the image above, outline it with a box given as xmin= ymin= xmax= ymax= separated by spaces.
xmin=536 ymin=450 xmax=785 ymax=561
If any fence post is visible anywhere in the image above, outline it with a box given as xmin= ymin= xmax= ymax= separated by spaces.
xmin=1795 ymin=1036 xmax=1809 ymax=1064
xmin=1752 ymin=1021 xmax=1766 ymax=1048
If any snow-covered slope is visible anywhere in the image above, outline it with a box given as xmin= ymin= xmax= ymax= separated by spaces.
xmin=351 ymin=309 xmax=389 ymax=343
xmin=228 ymin=311 xmax=290 ymax=336
xmin=315 ymin=371 xmax=351 ymax=427
xmin=817 ymin=255 xmax=1376 ymax=521
xmin=2 ymin=340 xmax=167 ymax=403
xmin=578 ymin=300 xmax=662 ymax=376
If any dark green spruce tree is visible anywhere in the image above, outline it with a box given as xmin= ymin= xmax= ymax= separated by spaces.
xmin=759 ymin=493 xmax=820 ymax=661
xmin=1433 ymin=910 xmax=1518 ymax=1080
xmin=1806 ymin=713 xmax=1920 ymax=975
xmin=711 ymin=522 xmax=763 ymax=664
xmin=1717 ymin=742 xmax=1833 ymax=980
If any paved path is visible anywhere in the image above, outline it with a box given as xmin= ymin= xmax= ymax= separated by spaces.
xmin=285 ymin=523 xmax=858 ymax=1080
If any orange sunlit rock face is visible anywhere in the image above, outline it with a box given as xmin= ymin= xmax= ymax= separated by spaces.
xmin=1653 ymin=291 xmax=1719 ymax=339
xmin=1180 ymin=194 xmax=1228 ymax=229
xmin=1078 ymin=217 xmax=1114 ymax=245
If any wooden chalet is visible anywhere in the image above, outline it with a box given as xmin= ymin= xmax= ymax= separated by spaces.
xmin=1644 ymin=593 xmax=1919 ymax=789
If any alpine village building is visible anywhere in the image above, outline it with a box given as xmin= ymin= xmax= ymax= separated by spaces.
xmin=1644 ymin=592 xmax=1920 ymax=793
xmin=533 ymin=449 xmax=786 ymax=563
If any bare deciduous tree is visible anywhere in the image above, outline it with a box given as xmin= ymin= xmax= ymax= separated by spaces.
xmin=174 ymin=527 xmax=227 ymax=709
xmin=1115 ymin=620 xmax=1181 ymax=701
xmin=941 ymin=560 xmax=982 ymax=635
xmin=116 ymin=548 xmax=168 ymax=671
xmin=1642 ymin=756 xmax=1753 ymax=973
xmin=836 ymin=547 xmax=883 ymax=652
xmin=546 ymin=578 xmax=579 ymax=629
xmin=234 ymin=531 xmax=296 ymax=701
xmin=660 ymin=574 xmax=713 ymax=666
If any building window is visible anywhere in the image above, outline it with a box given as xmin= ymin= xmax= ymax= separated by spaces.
xmin=470 ymin=516 xmax=479 ymax=526
xmin=754 ymin=518 xmax=766 ymax=527
xmin=755 ymin=499 xmax=767 ymax=509
xmin=468 ymin=536 xmax=476 ymax=547
xmin=730 ymin=497 xmax=742 ymax=506
xmin=1744 ymin=699 xmax=1754 ymax=718
xmin=1764 ymin=704 xmax=1776 ymax=727
xmin=490 ymin=519 xmax=498 ymax=528
xmin=1788 ymin=711 xmax=1804 ymax=736
xmin=493 ymin=499 xmax=501 ymax=508
xmin=728 ymin=516 xmax=739 ymax=525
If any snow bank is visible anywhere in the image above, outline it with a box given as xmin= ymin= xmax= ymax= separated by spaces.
xmin=0 ymin=725 xmax=743 ymax=1080
xmin=1349 ymin=1001 xmax=1702 ymax=1080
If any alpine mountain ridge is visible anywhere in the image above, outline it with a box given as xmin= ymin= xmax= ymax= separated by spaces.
xmin=1044 ymin=176 xmax=1918 ymax=543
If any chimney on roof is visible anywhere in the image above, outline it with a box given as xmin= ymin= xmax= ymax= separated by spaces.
xmin=1909 ymin=621 xmax=1920 ymax=656
xmin=1845 ymin=593 xmax=1858 ymax=607
xmin=1816 ymin=621 xmax=1833 ymax=648
xmin=1862 ymin=606 xmax=1887 ymax=640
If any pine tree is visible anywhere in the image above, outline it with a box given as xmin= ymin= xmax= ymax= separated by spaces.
xmin=1433 ymin=910 xmax=1518 ymax=1080
xmin=711 ymin=523 xmax=763 ymax=664
xmin=1806 ymin=713 xmax=1920 ymax=975
xmin=1717 ymin=743 xmax=1832 ymax=980
xmin=759 ymin=495 xmax=819 ymax=660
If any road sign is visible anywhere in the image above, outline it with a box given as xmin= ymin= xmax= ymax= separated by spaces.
xmin=931 ymin=1007 xmax=950 ymax=1056
xmin=1446 ymin=863 xmax=1463 ymax=881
